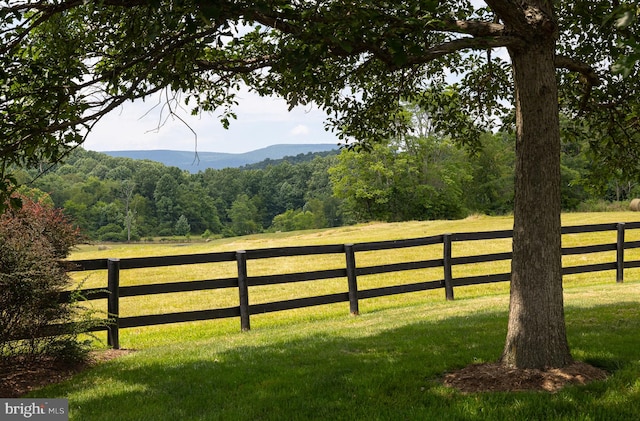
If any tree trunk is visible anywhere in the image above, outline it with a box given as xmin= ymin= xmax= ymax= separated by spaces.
xmin=501 ymin=37 xmax=573 ymax=369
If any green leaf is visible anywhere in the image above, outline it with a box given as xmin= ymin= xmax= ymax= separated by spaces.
xmin=611 ymin=56 xmax=635 ymax=78
xmin=615 ymin=10 xmax=636 ymax=29
xmin=9 ymin=196 xmax=23 ymax=210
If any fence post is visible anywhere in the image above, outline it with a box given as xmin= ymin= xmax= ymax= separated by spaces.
xmin=345 ymin=244 xmax=359 ymax=315
xmin=443 ymin=234 xmax=454 ymax=301
xmin=236 ymin=250 xmax=251 ymax=331
xmin=617 ymin=223 xmax=625 ymax=283
xmin=107 ymin=258 xmax=120 ymax=349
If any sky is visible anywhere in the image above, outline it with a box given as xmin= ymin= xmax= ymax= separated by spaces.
xmin=83 ymin=88 xmax=341 ymax=154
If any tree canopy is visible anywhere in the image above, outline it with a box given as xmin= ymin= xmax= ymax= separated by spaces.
xmin=2 ymin=1 xmax=637 ymax=201
xmin=2 ymin=0 xmax=639 ymax=371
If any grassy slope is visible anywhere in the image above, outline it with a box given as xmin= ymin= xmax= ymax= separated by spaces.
xmin=31 ymin=213 xmax=640 ymax=420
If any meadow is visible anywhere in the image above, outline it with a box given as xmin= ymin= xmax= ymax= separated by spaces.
xmin=27 ymin=213 xmax=640 ymax=420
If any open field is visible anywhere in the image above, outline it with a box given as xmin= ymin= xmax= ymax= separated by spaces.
xmin=67 ymin=212 xmax=640 ymax=338
xmin=30 ymin=213 xmax=640 ymax=420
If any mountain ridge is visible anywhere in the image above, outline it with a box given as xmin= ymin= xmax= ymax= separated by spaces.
xmin=103 ymin=143 xmax=339 ymax=172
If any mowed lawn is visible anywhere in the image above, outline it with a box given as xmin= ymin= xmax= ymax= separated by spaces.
xmin=27 ymin=213 xmax=640 ymax=420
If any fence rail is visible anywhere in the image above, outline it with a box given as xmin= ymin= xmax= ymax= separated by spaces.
xmin=64 ymin=222 xmax=640 ymax=349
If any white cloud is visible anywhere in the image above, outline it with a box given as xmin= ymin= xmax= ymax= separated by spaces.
xmin=290 ymin=124 xmax=310 ymax=136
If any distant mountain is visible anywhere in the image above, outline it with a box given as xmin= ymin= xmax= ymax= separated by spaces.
xmin=103 ymin=143 xmax=339 ymax=172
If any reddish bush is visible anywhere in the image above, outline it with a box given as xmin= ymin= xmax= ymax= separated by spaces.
xmin=0 ymin=194 xmax=86 ymax=362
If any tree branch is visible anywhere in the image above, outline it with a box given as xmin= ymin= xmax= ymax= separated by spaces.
xmin=449 ymin=20 xmax=506 ymax=37
xmin=0 ymin=1 xmax=83 ymax=54
xmin=195 ymin=55 xmax=274 ymax=73
xmin=554 ymin=55 xmax=601 ymax=87
xmin=405 ymin=36 xmax=523 ymax=67
xmin=484 ymin=0 xmax=528 ymax=29
xmin=484 ymin=0 xmax=556 ymax=38
xmin=555 ymin=55 xmax=602 ymax=114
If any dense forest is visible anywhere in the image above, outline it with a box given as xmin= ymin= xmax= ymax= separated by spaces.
xmin=12 ymin=130 xmax=637 ymax=242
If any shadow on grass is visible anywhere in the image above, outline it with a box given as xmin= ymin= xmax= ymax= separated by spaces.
xmin=31 ymin=302 xmax=640 ymax=421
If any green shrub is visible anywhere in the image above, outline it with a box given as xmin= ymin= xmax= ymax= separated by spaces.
xmin=96 ymin=223 xmax=125 ymax=241
xmin=174 ymin=215 xmax=191 ymax=236
xmin=0 ymin=194 xmax=90 ymax=363
xmin=270 ymin=209 xmax=320 ymax=232
xmin=157 ymin=227 xmax=174 ymax=237
xmin=576 ymin=199 xmax=630 ymax=212
xmin=99 ymin=231 xmax=126 ymax=242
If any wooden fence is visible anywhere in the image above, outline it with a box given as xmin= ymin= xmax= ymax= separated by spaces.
xmin=65 ymin=222 xmax=640 ymax=349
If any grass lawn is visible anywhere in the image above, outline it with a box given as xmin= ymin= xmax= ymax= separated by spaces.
xmin=25 ymin=213 xmax=640 ymax=420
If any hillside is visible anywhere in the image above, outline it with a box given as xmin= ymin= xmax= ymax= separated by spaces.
xmin=103 ymin=143 xmax=339 ymax=172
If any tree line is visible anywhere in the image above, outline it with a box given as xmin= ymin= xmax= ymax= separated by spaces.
xmin=12 ymin=130 xmax=633 ymax=242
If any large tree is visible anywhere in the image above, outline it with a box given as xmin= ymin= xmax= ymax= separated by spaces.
xmin=1 ymin=1 xmax=639 ymax=370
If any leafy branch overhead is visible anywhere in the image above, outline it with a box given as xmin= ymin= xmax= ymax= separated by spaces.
xmin=607 ymin=3 xmax=640 ymax=78
xmin=0 ymin=2 xmax=636 ymax=168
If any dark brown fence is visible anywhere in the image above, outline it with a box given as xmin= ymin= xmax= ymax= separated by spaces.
xmin=65 ymin=222 xmax=640 ymax=349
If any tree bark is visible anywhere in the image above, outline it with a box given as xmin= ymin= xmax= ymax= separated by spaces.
xmin=501 ymin=35 xmax=573 ymax=369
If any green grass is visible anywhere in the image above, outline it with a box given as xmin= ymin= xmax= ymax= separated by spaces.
xmin=68 ymin=213 xmax=640 ymax=327
xmin=28 ymin=213 xmax=640 ymax=420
